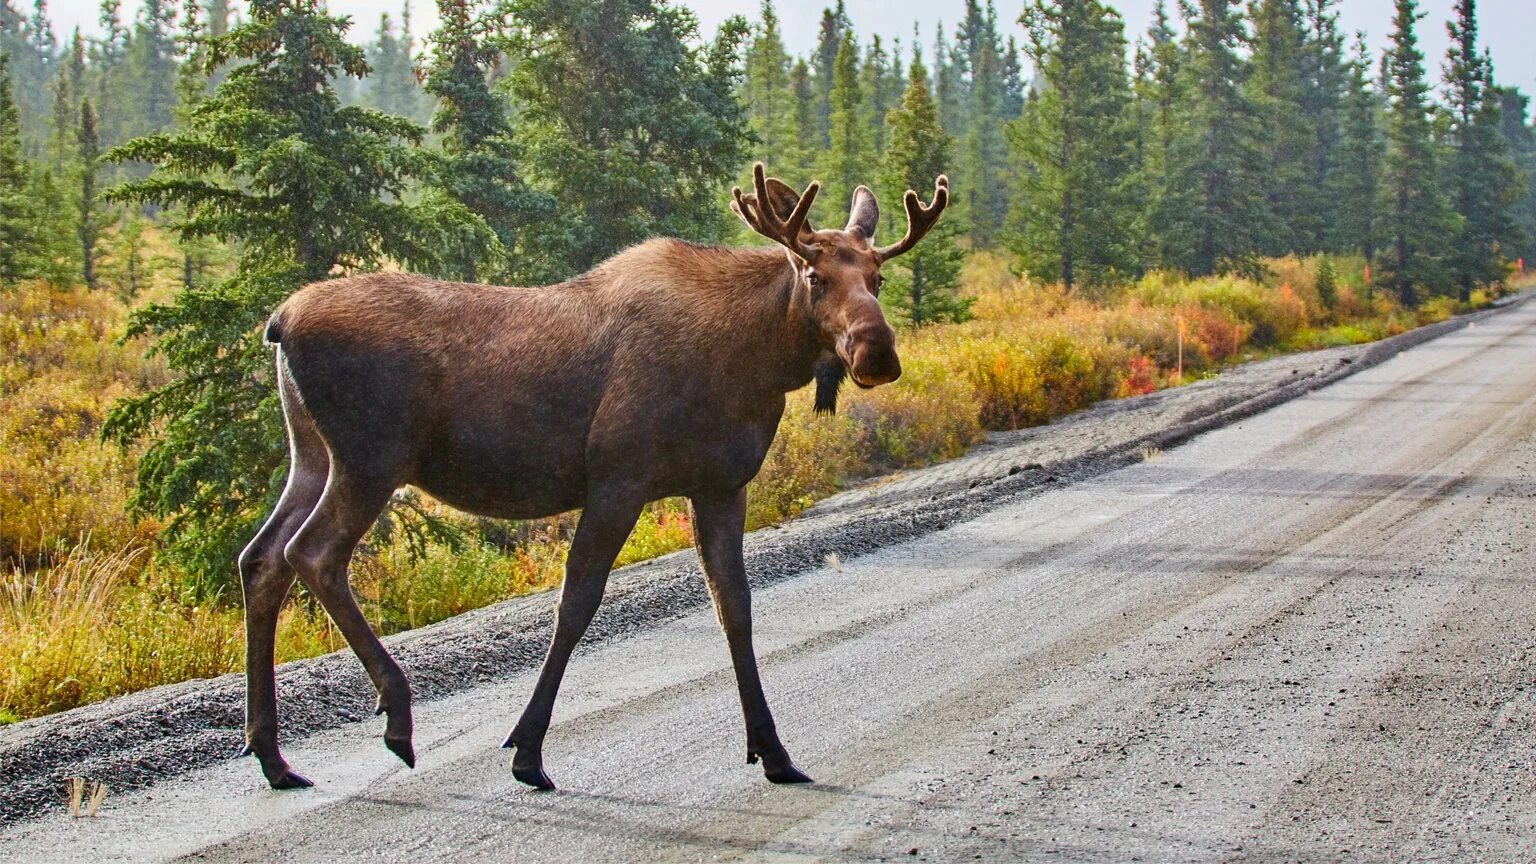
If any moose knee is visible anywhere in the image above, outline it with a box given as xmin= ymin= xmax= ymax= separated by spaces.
xmin=239 ymin=541 xmax=292 ymax=599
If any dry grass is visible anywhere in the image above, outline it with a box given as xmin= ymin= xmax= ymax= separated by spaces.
xmin=0 ymin=250 xmax=1515 ymax=722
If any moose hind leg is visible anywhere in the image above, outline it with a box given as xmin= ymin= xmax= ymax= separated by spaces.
xmin=238 ymin=464 xmax=326 ymax=790
xmin=284 ymin=470 xmax=417 ymax=768
xmin=504 ymin=487 xmax=645 ymax=791
xmin=691 ymin=489 xmax=811 ymax=784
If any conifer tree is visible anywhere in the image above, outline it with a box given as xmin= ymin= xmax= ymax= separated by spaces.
xmin=790 ymin=57 xmax=816 ymax=179
xmin=102 ymin=0 xmax=475 ymax=583
xmin=1494 ymin=86 xmax=1536 ymax=262
xmin=76 ymin=96 xmax=102 ymax=289
xmin=1246 ymin=0 xmax=1314 ymax=255
xmin=1139 ymin=0 xmax=1183 ymax=267
xmin=0 ymin=51 xmax=36 ymax=283
xmin=1329 ymin=33 xmax=1383 ymax=261
xmin=500 ymin=0 xmax=749 ymax=274
xmin=422 ymin=0 xmax=550 ymax=283
xmin=860 ymin=34 xmax=892 ymax=154
xmin=816 ymin=29 xmax=870 ymax=220
xmin=1300 ymin=0 xmax=1346 ymax=248
xmin=1379 ymin=0 xmax=1456 ymax=302
xmin=122 ymin=0 xmax=179 ymax=141
xmin=880 ymin=46 xmax=969 ymax=326
xmin=811 ymin=2 xmax=846 ymax=146
xmin=1442 ymin=0 xmax=1521 ymax=299
xmin=1157 ymin=0 xmax=1270 ymax=277
xmin=957 ymin=2 xmax=1008 ymax=247
xmin=933 ymin=22 xmax=963 ymax=139
xmin=1010 ymin=0 xmax=1140 ymax=292
xmin=742 ymin=1 xmax=803 ymax=186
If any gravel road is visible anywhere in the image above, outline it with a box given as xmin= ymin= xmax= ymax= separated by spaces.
xmin=4 ymin=300 xmax=1535 ymax=862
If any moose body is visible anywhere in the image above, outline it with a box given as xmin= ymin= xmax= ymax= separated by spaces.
xmin=238 ymin=165 xmax=947 ymax=791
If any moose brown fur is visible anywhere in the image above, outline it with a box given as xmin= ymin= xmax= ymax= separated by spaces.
xmin=238 ymin=164 xmax=948 ymax=791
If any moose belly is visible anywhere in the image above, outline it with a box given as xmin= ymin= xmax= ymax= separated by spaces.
xmin=410 ymin=432 xmax=589 ymax=520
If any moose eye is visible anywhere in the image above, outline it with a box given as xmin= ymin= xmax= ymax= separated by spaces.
xmin=806 ymin=271 xmax=824 ymax=293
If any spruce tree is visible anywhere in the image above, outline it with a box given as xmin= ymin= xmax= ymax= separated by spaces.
xmin=1442 ymin=0 xmax=1521 ymax=299
xmin=102 ymin=0 xmax=475 ymax=584
xmin=1139 ymin=0 xmax=1183 ymax=268
xmin=1246 ymin=0 xmax=1314 ymax=255
xmin=0 ymin=51 xmax=35 ymax=283
xmin=1010 ymin=0 xmax=1140 ymax=293
xmin=1329 ymin=33 xmax=1383 ymax=261
xmin=1494 ymin=86 xmax=1536 ymax=262
xmin=122 ymin=0 xmax=180 ymax=141
xmin=76 ymin=96 xmax=103 ymax=289
xmin=958 ymin=3 xmax=1008 ymax=248
xmin=860 ymin=34 xmax=892 ymax=154
xmin=422 ymin=0 xmax=550 ymax=283
xmin=811 ymin=3 xmax=845 ymax=146
xmin=790 ymin=57 xmax=816 ymax=180
xmin=499 ymin=0 xmax=749 ymax=274
xmin=1157 ymin=0 xmax=1270 ymax=278
xmin=1379 ymin=0 xmax=1456 ymax=302
xmin=880 ymin=47 xmax=969 ymax=326
xmin=816 ymin=29 xmax=870 ymax=221
xmin=1301 ymin=0 xmax=1347 ymax=249
xmin=742 ymin=1 xmax=803 ymax=186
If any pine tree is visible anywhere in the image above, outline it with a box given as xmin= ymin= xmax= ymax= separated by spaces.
xmin=957 ymin=1 xmax=1008 ymax=248
xmin=860 ymin=34 xmax=892 ymax=154
xmin=1010 ymin=0 xmax=1141 ymax=292
xmin=122 ymin=0 xmax=180 ymax=141
xmin=1300 ymin=0 xmax=1347 ymax=249
xmin=1494 ymin=86 xmax=1536 ymax=262
xmin=1138 ymin=0 xmax=1183 ymax=268
xmin=880 ymin=46 xmax=969 ymax=326
xmin=790 ymin=56 xmax=816 ymax=179
xmin=1379 ymin=0 xmax=1456 ymax=302
xmin=742 ymin=1 xmax=803 ymax=186
xmin=811 ymin=3 xmax=844 ymax=146
xmin=0 ymin=51 xmax=36 ymax=283
xmin=1157 ymin=0 xmax=1270 ymax=277
xmin=422 ymin=0 xmax=550 ymax=283
xmin=76 ymin=96 xmax=103 ymax=289
xmin=933 ymin=22 xmax=963 ymax=139
xmin=1001 ymin=36 xmax=1025 ymax=118
xmin=816 ymin=29 xmax=870 ymax=221
xmin=94 ymin=0 xmax=129 ymax=146
xmin=102 ymin=0 xmax=476 ymax=583
xmin=1246 ymin=0 xmax=1314 ymax=256
xmin=1329 ymin=33 xmax=1383 ymax=261
xmin=1442 ymin=0 xmax=1521 ymax=299
xmin=500 ymin=0 xmax=749 ymax=274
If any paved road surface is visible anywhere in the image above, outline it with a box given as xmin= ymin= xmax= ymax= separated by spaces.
xmin=7 ymin=302 xmax=1536 ymax=862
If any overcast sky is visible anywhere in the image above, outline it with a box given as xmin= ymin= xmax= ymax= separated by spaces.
xmin=43 ymin=0 xmax=1536 ymax=92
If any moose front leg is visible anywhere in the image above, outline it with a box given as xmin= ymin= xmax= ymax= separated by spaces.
xmin=691 ymin=489 xmax=812 ymax=784
xmin=504 ymin=489 xmax=644 ymax=791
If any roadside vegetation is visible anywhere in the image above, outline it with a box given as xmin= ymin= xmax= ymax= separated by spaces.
xmin=3 ymin=238 xmax=1525 ymax=722
xmin=1 ymin=0 xmax=1533 ymax=722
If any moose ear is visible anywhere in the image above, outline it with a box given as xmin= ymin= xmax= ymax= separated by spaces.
xmin=845 ymin=186 xmax=879 ymax=240
xmin=762 ymin=178 xmax=812 ymax=230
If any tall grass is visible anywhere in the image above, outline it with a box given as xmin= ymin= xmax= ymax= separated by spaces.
xmin=1 ymin=252 xmax=1524 ymax=722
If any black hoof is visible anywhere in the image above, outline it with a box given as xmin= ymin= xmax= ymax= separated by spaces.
xmin=238 ymin=743 xmax=253 ymax=757
xmin=750 ymin=748 xmax=814 ymax=784
xmin=512 ymin=763 xmax=556 ymax=791
xmin=765 ymin=763 xmax=814 ymax=784
xmin=385 ymin=736 xmax=416 ymax=768
xmin=269 ymin=769 xmax=314 ymax=790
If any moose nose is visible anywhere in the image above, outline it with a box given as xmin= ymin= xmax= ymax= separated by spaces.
xmin=846 ymin=323 xmax=901 ymax=387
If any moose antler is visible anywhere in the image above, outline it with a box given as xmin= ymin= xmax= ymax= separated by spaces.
xmin=732 ymin=163 xmax=821 ymax=261
xmin=875 ymin=175 xmax=949 ymax=263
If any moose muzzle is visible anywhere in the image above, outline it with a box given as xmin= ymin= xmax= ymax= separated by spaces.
xmin=842 ymin=322 xmax=902 ymax=388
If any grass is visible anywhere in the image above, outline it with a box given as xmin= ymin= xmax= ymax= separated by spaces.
xmin=1 ymin=248 xmax=1527 ymax=723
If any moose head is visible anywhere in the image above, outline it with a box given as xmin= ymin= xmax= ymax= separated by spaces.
xmin=731 ymin=163 xmax=949 ymax=406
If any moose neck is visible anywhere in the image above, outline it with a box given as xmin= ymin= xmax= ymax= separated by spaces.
xmin=728 ymin=246 xmax=825 ymax=396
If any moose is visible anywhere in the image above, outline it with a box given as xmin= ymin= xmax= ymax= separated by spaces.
xmin=238 ymin=163 xmax=949 ymax=791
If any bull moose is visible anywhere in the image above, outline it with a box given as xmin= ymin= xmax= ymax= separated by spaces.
xmin=238 ymin=163 xmax=949 ymax=790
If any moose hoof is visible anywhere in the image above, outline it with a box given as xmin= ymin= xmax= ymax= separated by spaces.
xmin=385 ymin=735 xmax=416 ymax=769
xmin=512 ymin=763 xmax=557 ymax=792
xmin=268 ymin=767 xmax=315 ymax=790
xmin=750 ymin=748 xmax=814 ymax=785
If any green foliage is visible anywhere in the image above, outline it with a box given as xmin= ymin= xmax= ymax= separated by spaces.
xmin=816 ymin=29 xmax=869 ymax=220
xmin=76 ymin=97 xmax=103 ymax=289
xmin=1441 ymin=0 xmax=1522 ymax=299
xmin=101 ymin=0 xmax=474 ymax=590
xmin=741 ymin=1 xmax=806 ymax=188
xmin=880 ymin=48 xmax=970 ymax=327
xmin=1379 ymin=0 xmax=1458 ymax=303
xmin=1155 ymin=0 xmax=1272 ymax=278
xmin=421 ymin=0 xmax=550 ymax=283
xmin=1330 ymin=34 xmax=1383 ymax=259
xmin=0 ymin=52 xmax=35 ymax=283
xmin=497 ymin=0 xmax=749 ymax=275
xmin=1010 ymin=0 xmax=1141 ymax=294
xmin=1246 ymin=0 xmax=1314 ymax=256
xmin=1495 ymin=86 xmax=1536 ymax=262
